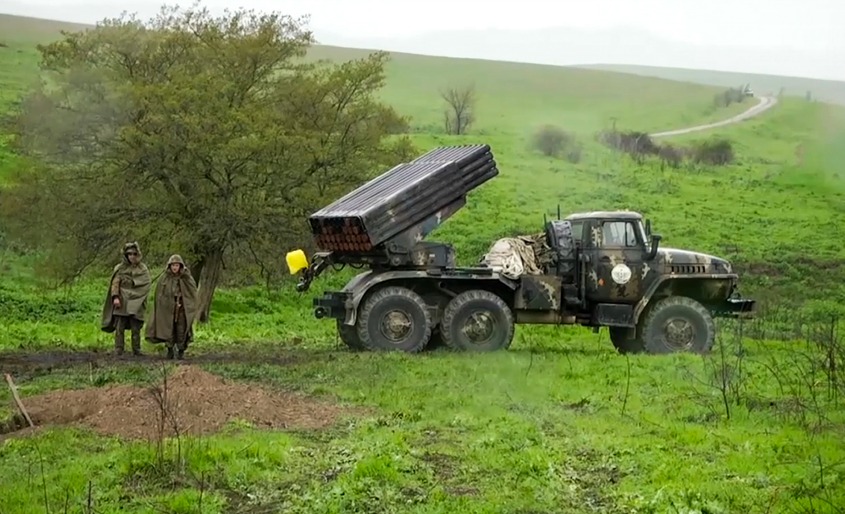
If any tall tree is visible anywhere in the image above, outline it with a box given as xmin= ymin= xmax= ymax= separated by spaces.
xmin=1 ymin=4 xmax=414 ymax=321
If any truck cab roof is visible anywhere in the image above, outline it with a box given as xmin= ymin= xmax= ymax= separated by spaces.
xmin=564 ymin=210 xmax=643 ymax=221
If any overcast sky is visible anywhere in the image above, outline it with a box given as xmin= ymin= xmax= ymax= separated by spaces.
xmin=2 ymin=0 xmax=843 ymax=80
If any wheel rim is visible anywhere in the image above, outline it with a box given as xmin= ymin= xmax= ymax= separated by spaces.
xmin=663 ymin=317 xmax=695 ymax=349
xmin=460 ymin=310 xmax=496 ymax=345
xmin=379 ymin=309 xmax=413 ymax=343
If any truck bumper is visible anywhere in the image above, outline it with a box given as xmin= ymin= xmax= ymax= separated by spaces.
xmin=313 ymin=291 xmax=350 ymax=320
xmin=712 ymin=297 xmax=756 ymax=318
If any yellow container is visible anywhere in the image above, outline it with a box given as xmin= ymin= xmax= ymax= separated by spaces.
xmin=285 ymin=249 xmax=309 ymax=275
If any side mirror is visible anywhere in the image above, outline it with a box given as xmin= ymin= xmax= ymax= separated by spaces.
xmin=645 ymin=234 xmax=662 ymax=260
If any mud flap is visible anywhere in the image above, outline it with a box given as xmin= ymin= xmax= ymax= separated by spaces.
xmin=712 ymin=297 xmax=756 ymax=318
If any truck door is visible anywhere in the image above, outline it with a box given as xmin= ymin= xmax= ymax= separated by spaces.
xmin=585 ymin=219 xmax=646 ymax=304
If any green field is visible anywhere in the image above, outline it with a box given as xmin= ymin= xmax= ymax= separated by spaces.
xmin=579 ymin=63 xmax=845 ymax=107
xmin=2 ymin=12 xmax=845 ymax=514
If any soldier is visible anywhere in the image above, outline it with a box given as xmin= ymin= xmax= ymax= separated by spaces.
xmin=145 ymin=254 xmax=199 ymax=360
xmin=101 ymin=242 xmax=152 ymax=356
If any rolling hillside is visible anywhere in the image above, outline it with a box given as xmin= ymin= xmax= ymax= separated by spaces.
xmin=578 ymin=63 xmax=845 ymax=106
xmin=1 ymin=9 xmax=845 ymax=514
xmin=1 ymin=13 xmax=755 ymax=136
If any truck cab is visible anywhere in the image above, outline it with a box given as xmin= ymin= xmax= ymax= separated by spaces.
xmin=536 ymin=210 xmax=754 ymax=353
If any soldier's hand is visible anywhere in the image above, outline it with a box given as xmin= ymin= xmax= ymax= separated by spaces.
xmin=113 ymin=297 xmax=121 ymax=308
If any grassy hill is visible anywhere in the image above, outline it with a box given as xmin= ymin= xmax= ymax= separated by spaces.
xmin=579 ymin=63 xmax=845 ymax=106
xmin=0 ymin=14 xmax=753 ymax=134
xmin=1 ymin=11 xmax=845 ymax=514
xmin=305 ymin=45 xmax=756 ymax=135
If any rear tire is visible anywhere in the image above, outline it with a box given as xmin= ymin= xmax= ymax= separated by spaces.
xmin=337 ymin=320 xmax=366 ymax=351
xmin=356 ymin=286 xmax=432 ymax=353
xmin=639 ymin=296 xmax=715 ymax=354
xmin=440 ymin=290 xmax=514 ymax=352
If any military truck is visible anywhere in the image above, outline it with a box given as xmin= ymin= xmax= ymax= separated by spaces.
xmin=286 ymin=144 xmax=755 ymax=355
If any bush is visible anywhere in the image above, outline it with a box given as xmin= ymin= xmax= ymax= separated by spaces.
xmin=713 ymin=85 xmax=750 ymax=108
xmin=597 ymin=128 xmax=736 ymax=168
xmin=597 ymin=129 xmax=660 ymax=162
xmin=531 ymin=125 xmax=583 ymax=163
xmin=658 ymin=144 xmax=686 ymax=168
xmin=692 ymin=138 xmax=735 ymax=166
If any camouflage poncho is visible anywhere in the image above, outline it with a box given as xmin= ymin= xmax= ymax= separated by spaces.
xmin=145 ymin=254 xmax=199 ymax=344
xmin=101 ymin=242 xmax=152 ymax=332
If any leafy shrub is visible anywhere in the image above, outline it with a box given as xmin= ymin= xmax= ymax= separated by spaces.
xmin=713 ymin=85 xmax=750 ymax=108
xmin=692 ymin=138 xmax=735 ymax=166
xmin=597 ymin=129 xmax=660 ymax=162
xmin=598 ymin=128 xmax=735 ymax=168
xmin=532 ymin=124 xmax=583 ymax=163
xmin=658 ymin=144 xmax=686 ymax=168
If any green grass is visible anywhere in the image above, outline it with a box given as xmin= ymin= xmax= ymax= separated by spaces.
xmin=2 ymin=340 xmax=844 ymax=513
xmin=2 ymin=11 xmax=845 ymax=514
xmin=579 ymin=63 xmax=845 ymax=106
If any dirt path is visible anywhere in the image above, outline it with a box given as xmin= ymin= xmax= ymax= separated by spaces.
xmin=650 ymin=95 xmax=778 ymax=138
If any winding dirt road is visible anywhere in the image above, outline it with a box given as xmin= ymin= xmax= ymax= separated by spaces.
xmin=650 ymin=95 xmax=778 ymax=138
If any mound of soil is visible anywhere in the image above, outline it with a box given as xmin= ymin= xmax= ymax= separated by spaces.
xmin=7 ymin=366 xmax=353 ymax=440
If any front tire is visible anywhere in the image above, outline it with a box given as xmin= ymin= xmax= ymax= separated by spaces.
xmin=608 ymin=326 xmax=645 ymax=354
xmin=356 ymin=286 xmax=432 ymax=353
xmin=639 ymin=296 xmax=715 ymax=354
xmin=441 ymin=290 xmax=514 ymax=352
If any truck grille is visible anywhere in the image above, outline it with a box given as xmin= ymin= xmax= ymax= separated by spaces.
xmin=670 ymin=264 xmax=707 ymax=274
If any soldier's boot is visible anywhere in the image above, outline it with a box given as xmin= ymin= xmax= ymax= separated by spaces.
xmin=166 ymin=344 xmax=175 ymax=360
xmin=131 ymin=328 xmax=142 ymax=356
xmin=114 ymin=330 xmax=125 ymax=356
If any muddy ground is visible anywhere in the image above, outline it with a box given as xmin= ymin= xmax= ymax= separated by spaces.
xmin=1 ymin=363 xmax=358 ymax=441
xmin=1 ymin=346 xmax=360 ymax=442
xmin=0 ymin=347 xmax=330 ymax=379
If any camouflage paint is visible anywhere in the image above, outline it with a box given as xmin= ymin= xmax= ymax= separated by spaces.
xmin=381 ymin=198 xmax=465 ymax=266
xmin=563 ymin=211 xmax=744 ymax=323
xmin=513 ymin=275 xmax=562 ymax=311
xmin=576 ymin=214 xmax=650 ymax=304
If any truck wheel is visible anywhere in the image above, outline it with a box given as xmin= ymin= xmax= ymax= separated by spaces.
xmin=336 ymin=320 xmax=366 ymax=351
xmin=356 ymin=286 xmax=432 ymax=353
xmin=440 ymin=290 xmax=514 ymax=352
xmin=608 ymin=327 xmax=645 ymax=354
xmin=639 ymin=296 xmax=715 ymax=354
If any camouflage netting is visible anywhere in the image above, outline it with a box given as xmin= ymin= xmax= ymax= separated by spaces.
xmin=480 ymin=233 xmax=553 ymax=279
